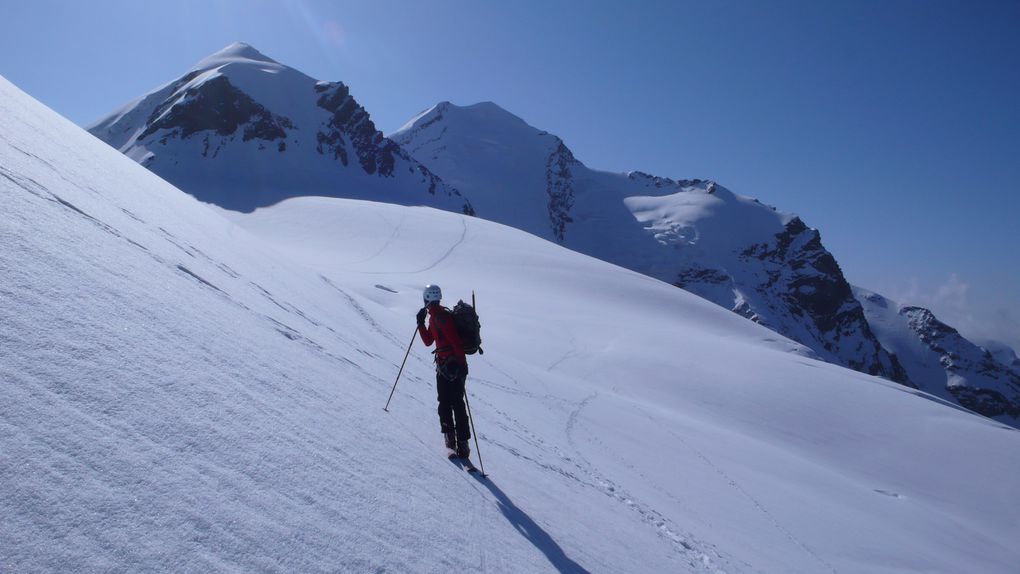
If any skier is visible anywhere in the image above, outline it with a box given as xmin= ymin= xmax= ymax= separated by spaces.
xmin=416 ymin=284 xmax=471 ymax=459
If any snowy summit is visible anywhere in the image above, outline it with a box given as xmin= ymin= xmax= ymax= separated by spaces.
xmin=88 ymin=42 xmax=471 ymax=214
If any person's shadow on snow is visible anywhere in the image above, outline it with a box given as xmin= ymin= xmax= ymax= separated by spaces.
xmin=471 ymin=473 xmax=591 ymax=574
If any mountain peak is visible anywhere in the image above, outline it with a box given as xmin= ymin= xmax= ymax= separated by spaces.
xmin=86 ymin=43 xmax=471 ymax=214
xmin=392 ymin=100 xmax=531 ymax=137
xmin=455 ymin=100 xmax=529 ymax=126
xmin=213 ymin=41 xmax=272 ymax=61
xmin=193 ymin=42 xmax=280 ymax=72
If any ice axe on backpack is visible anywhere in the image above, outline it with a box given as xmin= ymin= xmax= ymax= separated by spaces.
xmin=451 ymin=291 xmax=483 ymax=355
xmin=472 ymin=291 xmax=483 ymax=355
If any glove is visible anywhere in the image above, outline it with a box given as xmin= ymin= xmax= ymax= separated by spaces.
xmin=416 ymin=307 xmax=427 ymax=326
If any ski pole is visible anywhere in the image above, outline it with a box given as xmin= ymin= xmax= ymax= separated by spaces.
xmin=466 ymin=289 xmax=486 ymax=475
xmin=384 ymin=326 xmax=418 ymax=412
xmin=464 ymin=391 xmax=487 ymax=477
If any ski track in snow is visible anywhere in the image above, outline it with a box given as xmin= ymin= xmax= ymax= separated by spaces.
xmin=393 ymin=339 xmax=723 ymax=570
xmin=561 ymin=393 xmax=738 ymax=573
xmin=386 ymin=404 xmax=520 ymax=574
xmin=347 ymin=211 xmax=406 ymax=265
xmin=412 ymin=215 xmax=468 ymax=273
xmin=460 ymin=371 xmax=739 ymax=573
xmin=339 ymin=213 xmax=468 ymax=276
xmin=319 ymin=275 xmax=403 ymax=348
xmin=656 ymin=419 xmax=838 ymax=574
xmin=547 ymin=336 xmax=581 ymax=372
xmin=470 ymin=352 xmax=738 ymax=570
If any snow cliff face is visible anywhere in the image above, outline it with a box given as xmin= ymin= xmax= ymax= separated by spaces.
xmin=856 ymin=288 xmax=1020 ymax=423
xmin=391 ymin=102 xmax=904 ymax=383
xmin=88 ymin=43 xmax=471 ymax=214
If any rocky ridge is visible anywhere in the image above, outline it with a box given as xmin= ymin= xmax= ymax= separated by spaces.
xmin=857 ymin=288 xmax=1020 ymax=422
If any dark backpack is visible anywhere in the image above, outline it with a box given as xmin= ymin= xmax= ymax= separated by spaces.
xmin=451 ymin=300 xmax=483 ymax=355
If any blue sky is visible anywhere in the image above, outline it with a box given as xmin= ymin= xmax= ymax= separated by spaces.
xmin=2 ymin=0 xmax=1018 ymax=349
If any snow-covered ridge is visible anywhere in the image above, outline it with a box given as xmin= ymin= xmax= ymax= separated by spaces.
xmin=855 ymin=287 xmax=1020 ymax=422
xmin=5 ymin=72 xmax=1020 ymax=573
xmin=88 ymin=42 xmax=471 ymax=214
xmin=391 ymin=101 xmax=904 ymax=385
xmin=393 ymin=99 xmax=1020 ymax=427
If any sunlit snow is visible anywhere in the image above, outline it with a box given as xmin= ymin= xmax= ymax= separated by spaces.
xmin=4 ymin=75 xmax=1020 ymax=573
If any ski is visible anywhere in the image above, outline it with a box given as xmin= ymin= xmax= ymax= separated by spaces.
xmin=448 ymin=452 xmax=479 ymax=473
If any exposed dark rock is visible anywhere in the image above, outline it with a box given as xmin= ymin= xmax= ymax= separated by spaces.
xmin=314 ymin=81 xmax=396 ymax=177
xmin=738 ymin=218 xmax=907 ymax=382
xmin=144 ymin=70 xmax=201 ymax=128
xmin=414 ymin=102 xmax=449 ymax=131
xmin=627 ymin=171 xmax=704 ymax=190
xmin=316 ymin=124 xmax=348 ymax=165
xmin=675 ymin=267 xmax=730 ymax=288
xmin=139 ymin=76 xmax=293 ymax=143
xmin=545 ymin=139 xmax=577 ymax=241
xmin=901 ymin=306 xmax=1020 ymax=419
xmin=953 ymin=388 xmax=1020 ymax=418
xmin=312 ymin=84 xmax=471 ymax=213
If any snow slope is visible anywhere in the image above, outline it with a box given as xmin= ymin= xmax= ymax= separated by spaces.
xmin=4 ymin=75 xmax=1020 ymax=573
xmin=88 ymin=43 xmax=470 ymax=214
xmin=391 ymin=102 xmax=903 ymax=383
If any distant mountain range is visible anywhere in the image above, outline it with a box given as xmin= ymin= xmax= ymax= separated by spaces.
xmin=88 ymin=42 xmax=1020 ymax=427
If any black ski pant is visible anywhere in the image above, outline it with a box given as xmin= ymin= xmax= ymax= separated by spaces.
xmin=436 ymin=360 xmax=470 ymax=442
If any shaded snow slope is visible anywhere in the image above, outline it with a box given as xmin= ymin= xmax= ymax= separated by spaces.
xmin=88 ymin=42 xmax=470 ymax=214
xmin=855 ymin=287 xmax=1020 ymax=424
xmin=391 ymin=101 xmax=903 ymax=384
xmin=4 ymin=76 xmax=1020 ymax=573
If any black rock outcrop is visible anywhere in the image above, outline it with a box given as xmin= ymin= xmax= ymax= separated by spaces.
xmin=902 ymin=306 xmax=1020 ymax=418
xmin=545 ymin=139 xmax=577 ymax=241
xmin=734 ymin=218 xmax=908 ymax=381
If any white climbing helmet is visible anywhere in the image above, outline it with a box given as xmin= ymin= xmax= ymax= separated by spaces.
xmin=423 ymin=284 xmax=442 ymax=304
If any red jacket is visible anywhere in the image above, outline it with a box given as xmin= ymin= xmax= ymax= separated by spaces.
xmin=418 ymin=304 xmax=466 ymax=364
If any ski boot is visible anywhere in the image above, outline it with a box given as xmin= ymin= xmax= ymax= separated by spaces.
xmin=456 ymin=440 xmax=471 ymax=460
